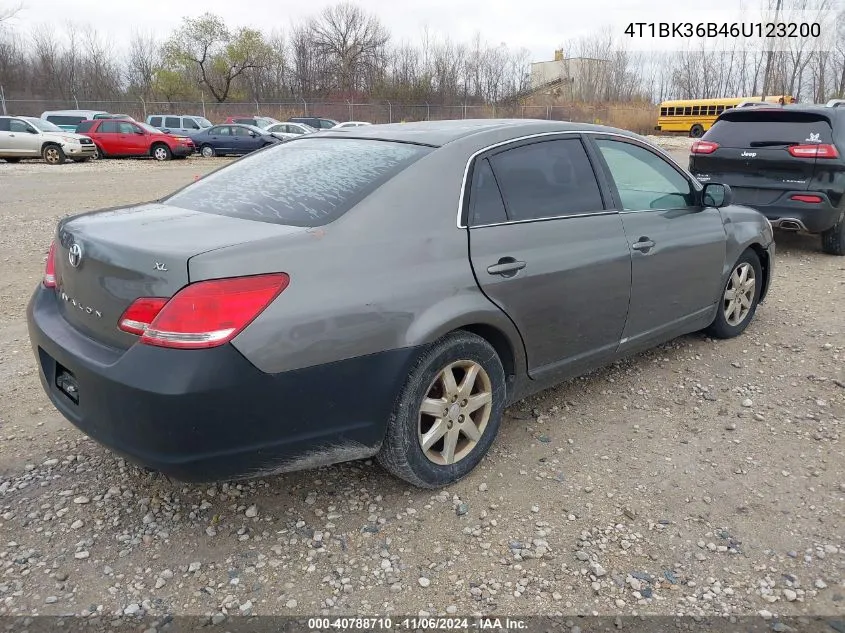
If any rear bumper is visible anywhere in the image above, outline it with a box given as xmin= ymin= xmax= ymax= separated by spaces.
xmin=26 ymin=286 xmax=419 ymax=482
xmin=730 ymin=191 xmax=843 ymax=233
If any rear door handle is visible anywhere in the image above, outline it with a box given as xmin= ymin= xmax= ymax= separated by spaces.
xmin=487 ymin=258 xmax=526 ymax=276
xmin=631 ymin=238 xmax=655 ymax=252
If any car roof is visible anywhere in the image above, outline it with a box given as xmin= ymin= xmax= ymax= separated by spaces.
xmin=41 ymin=110 xmax=107 ymax=116
xmin=316 ymin=118 xmax=644 ymax=147
xmin=717 ymin=103 xmax=843 ymax=123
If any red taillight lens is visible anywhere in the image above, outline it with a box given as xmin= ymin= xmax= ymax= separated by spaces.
xmin=790 ymin=194 xmax=823 ymax=203
xmin=43 ymin=241 xmax=56 ymax=288
xmin=118 ymin=298 xmax=168 ymax=335
xmin=788 ymin=144 xmax=839 ymax=158
xmin=691 ymin=140 xmax=719 ymax=154
xmin=120 ymin=273 xmax=290 ymax=349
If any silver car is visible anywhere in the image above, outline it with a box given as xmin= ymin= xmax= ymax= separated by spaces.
xmin=0 ymin=116 xmax=97 ymax=164
xmin=27 ymin=120 xmax=775 ymax=487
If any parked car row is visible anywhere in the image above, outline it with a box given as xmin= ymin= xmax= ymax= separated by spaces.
xmin=0 ymin=109 xmax=371 ymax=164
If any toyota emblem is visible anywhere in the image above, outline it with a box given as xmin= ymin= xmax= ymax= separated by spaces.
xmin=68 ymin=243 xmax=83 ymax=268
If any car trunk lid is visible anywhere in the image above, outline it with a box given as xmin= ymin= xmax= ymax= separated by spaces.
xmin=53 ymin=203 xmax=306 ymax=349
xmin=690 ymin=109 xmax=835 ymax=206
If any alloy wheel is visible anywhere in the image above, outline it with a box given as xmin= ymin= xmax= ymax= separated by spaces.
xmin=153 ymin=146 xmax=169 ymax=161
xmin=418 ymin=360 xmax=492 ymax=465
xmin=44 ymin=147 xmax=60 ymax=164
xmin=723 ymin=262 xmax=756 ymax=326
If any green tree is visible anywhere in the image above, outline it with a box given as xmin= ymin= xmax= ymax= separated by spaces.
xmin=162 ymin=13 xmax=267 ymax=103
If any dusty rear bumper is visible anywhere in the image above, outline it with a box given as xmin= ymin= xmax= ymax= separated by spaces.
xmin=27 ymin=286 xmax=420 ymax=482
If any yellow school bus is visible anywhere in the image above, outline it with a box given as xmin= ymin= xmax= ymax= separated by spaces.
xmin=655 ymin=95 xmax=795 ymax=138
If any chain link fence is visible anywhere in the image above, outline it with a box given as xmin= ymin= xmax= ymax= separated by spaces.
xmin=2 ymin=98 xmax=658 ymax=134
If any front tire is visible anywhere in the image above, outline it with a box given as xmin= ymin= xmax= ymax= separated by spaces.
xmin=151 ymin=144 xmax=172 ymax=161
xmin=705 ymin=249 xmax=763 ymax=339
xmin=42 ymin=144 xmax=66 ymax=165
xmin=377 ymin=331 xmax=506 ymax=488
xmin=821 ymin=220 xmax=845 ymax=256
xmin=200 ymin=145 xmax=216 ymax=158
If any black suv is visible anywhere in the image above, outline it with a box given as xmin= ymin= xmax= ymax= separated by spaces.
xmin=289 ymin=117 xmax=338 ymax=130
xmin=689 ymin=104 xmax=845 ymax=255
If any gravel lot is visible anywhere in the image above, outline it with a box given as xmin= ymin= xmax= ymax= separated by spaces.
xmin=0 ymin=143 xmax=843 ymax=623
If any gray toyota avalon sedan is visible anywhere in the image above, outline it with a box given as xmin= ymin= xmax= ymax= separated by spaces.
xmin=26 ymin=119 xmax=775 ymax=488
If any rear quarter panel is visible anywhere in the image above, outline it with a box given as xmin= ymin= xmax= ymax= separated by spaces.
xmin=719 ymin=203 xmax=774 ymax=299
xmin=187 ymin=139 xmax=528 ymax=381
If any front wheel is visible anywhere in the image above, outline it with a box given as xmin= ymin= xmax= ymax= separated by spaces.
xmin=705 ymin=249 xmax=763 ymax=339
xmin=42 ymin=144 xmax=66 ymax=165
xmin=377 ymin=331 xmax=506 ymax=488
xmin=200 ymin=144 xmax=216 ymax=158
xmin=821 ymin=220 xmax=845 ymax=256
xmin=151 ymin=144 xmax=172 ymax=161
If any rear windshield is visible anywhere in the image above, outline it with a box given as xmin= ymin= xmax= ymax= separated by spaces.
xmin=163 ymin=138 xmax=433 ymax=227
xmin=705 ymin=111 xmax=833 ymax=148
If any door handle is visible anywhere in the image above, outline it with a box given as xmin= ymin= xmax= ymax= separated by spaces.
xmin=631 ymin=238 xmax=655 ymax=252
xmin=487 ymin=257 xmax=526 ymax=276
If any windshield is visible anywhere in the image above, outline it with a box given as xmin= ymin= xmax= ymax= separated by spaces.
xmin=138 ymin=122 xmax=164 ymax=134
xmin=197 ymin=117 xmax=212 ymax=128
xmin=164 ymin=138 xmax=433 ymax=227
xmin=25 ymin=118 xmax=62 ymax=132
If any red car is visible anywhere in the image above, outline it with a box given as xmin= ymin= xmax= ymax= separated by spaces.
xmin=76 ymin=119 xmax=194 ymax=160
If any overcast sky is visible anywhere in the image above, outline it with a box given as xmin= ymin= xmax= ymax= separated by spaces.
xmin=6 ymin=0 xmax=787 ymax=63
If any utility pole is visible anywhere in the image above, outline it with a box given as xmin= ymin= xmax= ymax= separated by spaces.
xmin=761 ymin=0 xmax=784 ymax=100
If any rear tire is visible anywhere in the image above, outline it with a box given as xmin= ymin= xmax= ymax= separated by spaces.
xmin=151 ymin=143 xmax=172 ymax=161
xmin=200 ymin=145 xmax=216 ymax=158
xmin=42 ymin=144 xmax=66 ymax=165
xmin=705 ymin=249 xmax=763 ymax=339
xmin=690 ymin=124 xmax=704 ymax=138
xmin=377 ymin=331 xmax=506 ymax=488
xmin=821 ymin=220 xmax=845 ymax=256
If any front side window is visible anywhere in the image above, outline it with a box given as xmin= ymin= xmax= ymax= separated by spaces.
xmin=118 ymin=122 xmax=138 ymax=134
xmin=594 ymin=139 xmax=695 ymax=211
xmin=9 ymin=119 xmax=34 ymax=133
xmin=183 ymin=118 xmax=200 ymax=129
xmin=488 ymin=138 xmax=605 ymax=222
xmin=164 ymin=138 xmax=432 ymax=227
xmin=98 ymin=121 xmax=119 ymax=133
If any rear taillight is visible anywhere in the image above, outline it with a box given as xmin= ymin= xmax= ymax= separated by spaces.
xmin=118 ymin=298 xmax=168 ymax=335
xmin=691 ymin=140 xmax=719 ymax=154
xmin=788 ymin=144 xmax=839 ymax=158
xmin=118 ymin=273 xmax=289 ymax=349
xmin=43 ymin=241 xmax=56 ymax=288
xmin=790 ymin=194 xmax=824 ymax=203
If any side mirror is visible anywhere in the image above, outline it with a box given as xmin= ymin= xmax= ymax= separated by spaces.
xmin=702 ymin=183 xmax=733 ymax=208
xmin=161 ymin=128 xmax=170 ymax=134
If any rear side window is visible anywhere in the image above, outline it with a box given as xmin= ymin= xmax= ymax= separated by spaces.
xmin=164 ymin=138 xmax=432 ymax=227
xmin=488 ymin=138 xmax=604 ymax=221
xmin=165 ymin=117 xmax=181 ymax=128
xmin=76 ymin=120 xmax=94 ymax=133
xmin=149 ymin=116 xmax=162 ymax=127
xmin=468 ymin=159 xmax=508 ymax=226
xmin=46 ymin=115 xmax=85 ymax=126
xmin=705 ymin=111 xmax=834 ymax=148
xmin=98 ymin=121 xmax=119 ymax=133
